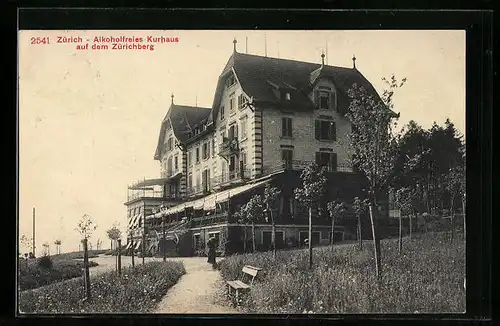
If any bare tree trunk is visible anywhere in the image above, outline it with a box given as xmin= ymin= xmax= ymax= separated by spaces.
xmin=331 ymin=215 xmax=335 ymax=250
xmin=409 ymin=211 xmax=413 ymax=239
xmin=368 ymin=205 xmax=382 ymax=280
xmin=251 ymin=222 xmax=256 ymax=253
xmin=131 ymin=238 xmax=135 ymax=267
xmin=117 ymin=239 xmax=122 ymax=275
xmin=357 ymin=215 xmax=363 ymax=250
xmin=308 ymin=206 xmax=313 ymax=269
xmin=450 ymin=197 xmax=455 ymax=244
xmin=243 ymin=225 xmax=247 ymax=253
xmin=83 ymin=238 xmax=91 ymax=300
xmin=398 ymin=211 xmax=402 ymax=254
xmin=271 ymin=210 xmax=276 ymax=258
xmin=162 ymin=215 xmax=166 ymax=262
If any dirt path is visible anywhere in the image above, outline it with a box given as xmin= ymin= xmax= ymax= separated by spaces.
xmin=154 ymin=257 xmax=239 ymax=314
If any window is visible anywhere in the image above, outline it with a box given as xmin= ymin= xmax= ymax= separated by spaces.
xmin=202 ymin=169 xmax=210 ymax=192
xmin=315 ymin=120 xmax=336 ymax=141
xmin=166 ymin=137 xmax=173 ymax=151
xmin=167 ymin=157 xmax=172 ymax=176
xmin=238 ymin=94 xmax=247 ymax=109
xmin=262 ymin=231 xmax=285 ymax=248
xmin=314 ymin=87 xmax=337 ymax=110
xmin=202 ymin=143 xmax=209 ymax=160
xmin=282 ymin=117 xmax=292 ymax=138
xmin=315 ymin=152 xmax=338 ymax=172
xmin=196 ymin=147 xmax=200 ymax=163
xmin=285 ymin=92 xmax=291 ymax=100
xmin=187 ymin=151 xmax=192 ymax=166
xmin=240 ymin=117 xmax=248 ymax=139
xmin=241 ymin=151 xmax=247 ymax=170
xmin=281 ymin=149 xmax=293 ymax=169
xmin=228 ymin=124 xmax=238 ymax=140
xmin=174 ymin=155 xmax=178 ymax=171
xmin=226 ymin=74 xmax=236 ymax=88
xmin=212 ymin=138 xmax=216 ymax=156
xmin=230 ymin=97 xmax=235 ymax=112
xmin=187 ymin=173 xmax=193 ymax=189
xmin=220 ymin=106 xmax=225 ymax=121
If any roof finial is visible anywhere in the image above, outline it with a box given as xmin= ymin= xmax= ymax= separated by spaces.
xmin=321 ymin=51 xmax=325 ymax=66
xmin=171 ymin=93 xmax=174 ymax=104
xmin=352 ymin=54 xmax=357 ymax=69
xmin=233 ymin=38 xmax=237 ymax=52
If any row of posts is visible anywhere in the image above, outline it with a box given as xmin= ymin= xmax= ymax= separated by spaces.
xmin=114 ymin=214 xmax=167 ymax=276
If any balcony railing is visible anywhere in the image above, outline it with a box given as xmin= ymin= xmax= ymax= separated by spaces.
xmin=211 ymin=168 xmax=251 ymax=188
xmin=264 ymin=160 xmax=354 ymax=175
xmin=189 ymin=212 xmax=228 ymax=228
xmin=218 ymin=137 xmax=239 ymax=157
xmin=127 ymin=190 xmax=182 ymax=202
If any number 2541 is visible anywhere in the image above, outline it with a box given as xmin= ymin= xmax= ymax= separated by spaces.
xmin=31 ymin=37 xmax=50 ymax=44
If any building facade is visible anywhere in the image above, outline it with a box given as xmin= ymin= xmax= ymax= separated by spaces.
xmin=124 ymin=42 xmax=387 ymax=257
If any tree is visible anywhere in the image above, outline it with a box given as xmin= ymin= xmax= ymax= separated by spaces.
xmin=352 ymin=196 xmax=370 ymax=250
xmin=233 ymin=209 xmax=247 ymax=253
xmin=106 ymin=225 xmax=122 ymax=250
xmin=294 ymin=162 xmax=328 ymax=269
xmin=263 ymin=184 xmax=281 ymax=258
xmin=75 ymin=214 xmax=98 ymax=301
xmin=42 ymin=242 xmax=50 ymax=256
xmin=96 ymin=238 xmax=102 ymax=251
xmin=393 ymin=187 xmax=416 ymax=253
xmin=54 ymin=239 xmax=62 ymax=255
xmin=445 ymin=162 xmax=465 ymax=243
xmin=20 ymin=235 xmax=33 ymax=256
xmin=244 ymin=194 xmax=264 ymax=253
xmin=327 ymin=201 xmax=348 ymax=248
xmin=346 ymin=75 xmax=406 ymax=279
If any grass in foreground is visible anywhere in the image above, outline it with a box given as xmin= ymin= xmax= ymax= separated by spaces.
xmin=219 ymin=231 xmax=465 ymax=314
xmin=19 ymin=260 xmax=186 ymax=314
xmin=18 ymin=258 xmax=99 ymax=291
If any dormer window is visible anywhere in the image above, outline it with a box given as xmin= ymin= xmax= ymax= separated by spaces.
xmin=226 ymin=74 xmax=237 ymax=88
xmin=314 ymin=86 xmax=338 ymax=111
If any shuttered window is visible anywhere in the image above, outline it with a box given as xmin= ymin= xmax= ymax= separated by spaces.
xmin=315 ymin=152 xmax=338 ymax=172
xmin=282 ymin=117 xmax=292 ymax=137
xmin=315 ymin=120 xmax=336 ymax=141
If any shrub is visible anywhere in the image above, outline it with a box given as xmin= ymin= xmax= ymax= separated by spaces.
xmin=219 ymin=231 xmax=465 ymax=313
xmin=19 ymin=260 xmax=186 ymax=314
xmin=37 ymin=256 xmax=53 ymax=270
xmin=19 ymin=259 xmax=99 ymax=291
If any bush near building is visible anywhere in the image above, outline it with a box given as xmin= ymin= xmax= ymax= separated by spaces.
xmin=219 ymin=231 xmax=465 ymax=313
xmin=19 ymin=261 xmax=186 ymax=314
xmin=18 ymin=258 xmax=99 ymax=291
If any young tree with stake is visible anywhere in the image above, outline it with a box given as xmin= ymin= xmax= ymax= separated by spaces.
xmin=244 ymin=194 xmax=264 ymax=253
xmin=346 ymin=75 xmax=406 ymax=279
xmin=352 ymin=196 xmax=370 ymax=250
xmin=75 ymin=214 xmax=98 ymax=301
xmin=263 ymin=184 xmax=281 ymax=257
xmin=294 ymin=162 xmax=328 ymax=269
xmin=327 ymin=201 xmax=348 ymax=248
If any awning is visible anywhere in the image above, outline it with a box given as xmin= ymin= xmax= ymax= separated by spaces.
xmin=125 ymin=241 xmax=132 ymax=249
xmin=134 ymin=240 xmax=142 ymax=250
xmin=156 ymin=179 xmax=270 ymax=214
xmin=128 ymin=213 xmax=142 ymax=229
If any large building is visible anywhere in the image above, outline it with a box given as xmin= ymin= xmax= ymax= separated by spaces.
xmin=124 ymin=41 xmax=386 ymax=257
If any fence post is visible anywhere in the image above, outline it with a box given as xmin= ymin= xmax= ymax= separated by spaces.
xmin=117 ymin=239 xmax=122 ymax=275
xmin=83 ymin=238 xmax=91 ymax=300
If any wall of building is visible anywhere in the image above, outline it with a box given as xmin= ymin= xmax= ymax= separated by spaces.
xmin=260 ymin=77 xmax=352 ymax=174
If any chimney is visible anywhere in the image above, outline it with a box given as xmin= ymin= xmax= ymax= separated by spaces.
xmin=352 ymin=54 xmax=357 ymax=69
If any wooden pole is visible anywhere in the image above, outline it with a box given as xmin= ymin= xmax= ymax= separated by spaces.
xmin=162 ymin=214 xmax=166 ymax=261
xmin=142 ymin=214 xmax=145 ymax=264
xmin=117 ymin=239 xmax=122 ymax=275
xmin=131 ymin=236 xmax=135 ymax=267
xmin=32 ymin=207 xmax=35 ymax=256
xmin=308 ymin=206 xmax=313 ymax=269
xmin=83 ymin=238 xmax=91 ymax=300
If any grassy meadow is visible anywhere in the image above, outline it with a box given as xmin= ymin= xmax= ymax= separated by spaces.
xmin=219 ymin=231 xmax=465 ymax=314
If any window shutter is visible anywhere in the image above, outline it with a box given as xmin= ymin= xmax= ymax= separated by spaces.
xmin=235 ymin=124 xmax=239 ymax=139
xmin=314 ymin=91 xmax=320 ymax=108
xmin=315 ymin=120 xmax=320 ymax=140
xmin=282 ymin=118 xmax=287 ymax=137
xmin=331 ymin=153 xmax=338 ymax=172
xmin=288 ymin=118 xmax=293 ymax=137
xmin=330 ymin=121 xmax=337 ymax=141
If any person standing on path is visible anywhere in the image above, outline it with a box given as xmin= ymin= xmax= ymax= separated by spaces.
xmin=207 ymin=237 xmax=217 ymax=269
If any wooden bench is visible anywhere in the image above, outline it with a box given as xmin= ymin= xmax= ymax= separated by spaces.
xmin=226 ymin=265 xmax=262 ymax=305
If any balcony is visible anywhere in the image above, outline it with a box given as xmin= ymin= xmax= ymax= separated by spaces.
xmin=264 ymin=160 xmax=354 ymax=175
xmin=211 ymin=168 xmax=251 ymax=189
xmin=188 ymin=212 xmax=229 ymax=228
xmin=218 ymin=137 xmax=239 ymax=158
xmin=185 ymin=183 xmax=211 ymax=197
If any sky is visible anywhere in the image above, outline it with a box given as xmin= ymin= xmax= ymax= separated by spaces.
xmin=18 ymin=30 xmax=465 ymax=255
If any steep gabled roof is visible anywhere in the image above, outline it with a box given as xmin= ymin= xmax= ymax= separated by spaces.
xmin=154 ymin=104 xmax=211 ymax=160
xmin=212 ymin=52 xmax=382 ymax=119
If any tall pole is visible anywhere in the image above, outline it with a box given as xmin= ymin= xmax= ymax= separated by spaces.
xmin=142 ymin=213 xmax=145 ymax=264
xmin=162 ymin=214 xmax=166 ymax=261
xmin=32 ymin=207 xmax=35 ymax=256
